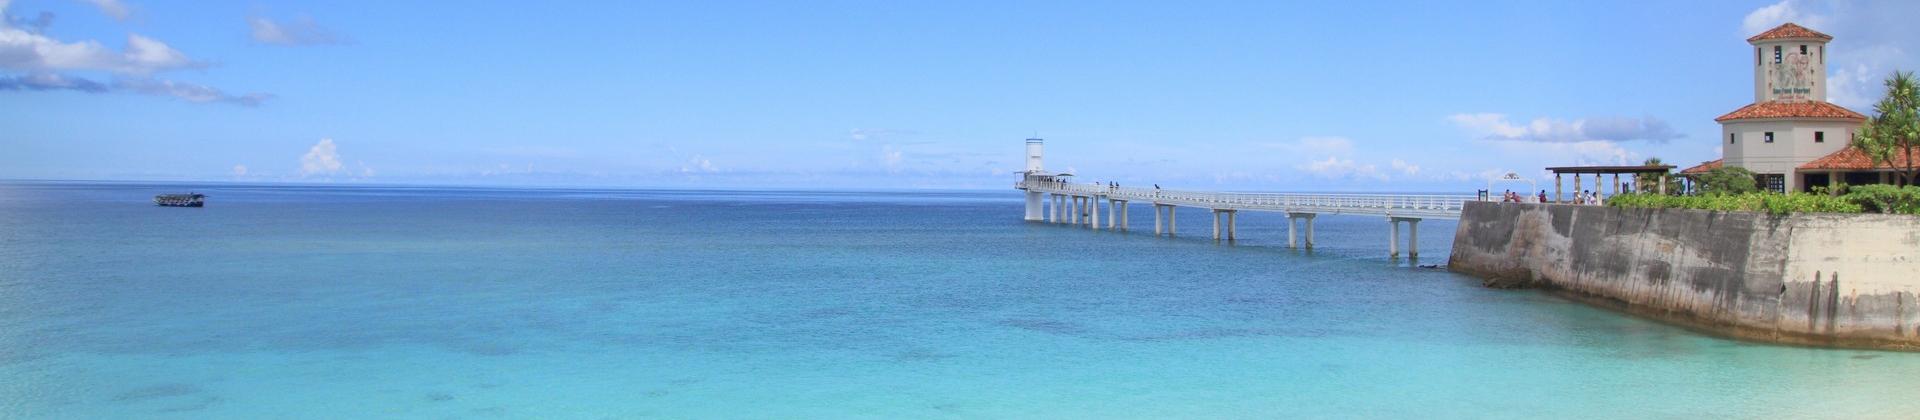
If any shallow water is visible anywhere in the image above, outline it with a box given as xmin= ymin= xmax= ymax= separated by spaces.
xmin=1 ymin=181 xmax=1916 ymax=419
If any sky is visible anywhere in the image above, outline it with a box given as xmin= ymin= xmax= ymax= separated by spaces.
xmin=1 ymin=0 xmax=1916 ymax=191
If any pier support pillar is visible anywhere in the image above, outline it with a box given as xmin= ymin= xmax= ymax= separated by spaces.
xmin=1388 ymin=217 xmax=1422 ymax=258
xmin=1088 ymin=196 xmax=1101 ymax=229
xmin=1025 ymin=190 xmax=1043 ymax=221
xmin=1212 ymin=209 xmax=1221 ymax=241
xmin=1389 ymin=218 xmax=1400 ymax=257
xmin=1051 ymin=194 xmax=1063 ymax=223
xmin=1106 ymin=199 xmax=1116 ymax=230
xmin=1226 ymin=210 xmax=1237 ymax=242
xmin=1153 ymin=204 xmax=1163 ymax=234
xmin=1159 ymin=206 xmax=1175 ymax=235
xmin=1287 ymin=212 xmax=1317 ymax=248
xmin=1554 ymin=174 xmax=1563 ymax=203
xmin=1121 ymin=201 xmax=1130 ymax=231
xmin=1287 ymin=216 xmax=1297 ymax=248
xmin=1210 ymin=209 xmax=1237 ymax=242
xmin=1070 ymin=196 xmax=1081 ymax=225
xmin=1154 ymin=205 xmax=1176 ymax=236
xmin=1409 ymin=219 xmax=1419 ymax=257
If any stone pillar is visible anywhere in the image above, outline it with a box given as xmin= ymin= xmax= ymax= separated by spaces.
xmin=1303 ymin=214 xmax=1314 ymax=248
xmin=1154 ymin=204 xmax=1164 ymax=235
xmin=1555 ymin=174 xmax=1563 ymax=203
xmin=1659 ymin=173 xmax=1669 ymax=196
xmin=1612 ymin=173 xmax=1620 ymax=196
xmin=1287 ymin=216 xmax=1298 ymax=248
xmin=1119 ymin=201 xmax=1129 ymax=231
xmin=1169 ymin=206 xmax=1177 ymax=236
xmin=1389 ymin=219 xmax=1400 ymax=257
xmin=1574 ymin=173 xmax=1582 ymax=198
xmin=1211 ymin=209 xmax=1221 ymax=240
xmin=1025 ymin=189 xmax=1043 ymax=221
xmin=1227 ymin=210 xmax=1237 ymax=242
xmin=1107 ymin=199 xmax=1116 ymax=230
xmin=1067 ymin=197 xmax=1082 ymax=226
xmin=1408 ymin=219 xmax=1419 ymax=257
xmin=1089 ymin=196 xmax=1100 ymax=229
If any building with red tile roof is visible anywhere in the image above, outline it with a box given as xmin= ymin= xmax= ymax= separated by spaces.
xmin=1679 ymin=159 xmax=1722 ymax=175
xmin=1746 ymin=22 xmax=1833 ymax=42
xmin=1715 ymin=22 xmax=1872 ymax=192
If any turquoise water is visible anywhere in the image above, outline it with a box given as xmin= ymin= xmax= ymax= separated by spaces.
xmin=1 ymin=181 xmax=1917 ymax=419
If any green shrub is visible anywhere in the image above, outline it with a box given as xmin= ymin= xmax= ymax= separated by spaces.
xmin=1605 ymin=192 xmax=1862 ymax=215
xmin=1697 ymin=167 xmax=1759 ymax=195
xmin=1844 ymin=184 xmax=1920 ymax=214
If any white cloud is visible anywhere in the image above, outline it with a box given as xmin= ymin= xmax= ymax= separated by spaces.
xmin=0 ymin=2 xmax=269 ymax=105
xmin=82 ymin=0 xmax=130 ymax=21
xmin=248 ymin=16 xmax=346 ymax=46
xmin=232 ymin=164 xmax=248 ymax=176
xmin=1489 ymin=139 xmax=1639 ymax=167
xmin=882 ymin=145 xmax=904 ymax=172
xmin=0 ymin=26 xmax=199 ymax=74
xmin=849 ymin=128 xmax=913 ymax=141
xmin=0 ymin=73 xmax=270 ymax=105
xmin=1296 ymin=155 xmax=1386 ymax=181
xmin=1257 ymin=136 xmax=1355 ymax=156
xmin=114 ymin=76 xmax=271 ymax=106
xmin=1741 ymin=0 xmax=1829 ymax=35
xmin=679 ymin=155 xmax=717 ymax=173
xmin=1447 ymin=113 xmax=1681 ymax=143
xmin=300 ymin=138 xmax=344 ymax=176
xmin=1390 ymin=159 xmax=1421 ymax=176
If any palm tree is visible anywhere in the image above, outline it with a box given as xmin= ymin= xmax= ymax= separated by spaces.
xmin=1634 ymin=157 xmax=1676 ymax=195
xmin=1854 ymin=71 xmax=1920 ymax=186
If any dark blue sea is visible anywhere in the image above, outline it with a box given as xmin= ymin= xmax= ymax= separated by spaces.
xmin=1 ymin=181 xmax=1915 ymax=418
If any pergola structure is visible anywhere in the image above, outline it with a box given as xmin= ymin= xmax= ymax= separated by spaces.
xmin=1545 ymin=165 xmax=1676 ymax=202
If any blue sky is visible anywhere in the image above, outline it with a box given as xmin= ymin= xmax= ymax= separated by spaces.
xmin=2 ymin=0 xmax=1915 ymax=191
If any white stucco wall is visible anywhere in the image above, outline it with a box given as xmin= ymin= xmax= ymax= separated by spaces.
xmin=1721 ymin=119 xmax=1860 ymax=191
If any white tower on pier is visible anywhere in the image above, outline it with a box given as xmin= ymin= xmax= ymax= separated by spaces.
xmin=1024 ymin=138 xmax=1045 ymax=221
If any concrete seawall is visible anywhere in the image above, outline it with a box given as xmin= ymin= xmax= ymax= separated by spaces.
xmin=1447 ymin=201 xmax=1920 ymax=350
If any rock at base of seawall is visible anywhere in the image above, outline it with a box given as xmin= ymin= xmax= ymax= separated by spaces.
xmin=1480 ymin=275 xmax=1534 ymax=289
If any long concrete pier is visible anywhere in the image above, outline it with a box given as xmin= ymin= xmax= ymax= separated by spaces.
xmin=1015 ymin=138 xmax=1474 ymax=257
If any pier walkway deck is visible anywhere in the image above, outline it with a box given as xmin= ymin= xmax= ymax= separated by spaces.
xmin=1016 ymin=179 xmax=1475 ymax=257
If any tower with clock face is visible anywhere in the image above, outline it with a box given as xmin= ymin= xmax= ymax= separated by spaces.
xmin=1704 ymin=22 xmax=1867 ymax=194
xmin=1750 ymin=23 xmax=1828 ymax=103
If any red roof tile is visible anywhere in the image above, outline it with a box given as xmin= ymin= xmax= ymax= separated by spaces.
xmin=1715 ymin=101 xmax=1868 ymax=122
xmin=1680 ymin=159 xmax=1722 ymax=174
xmin=1747 ymin=23 xmax=1833 ymax=42
xmin=1798 ymin=147 xmax=1920 ymax=170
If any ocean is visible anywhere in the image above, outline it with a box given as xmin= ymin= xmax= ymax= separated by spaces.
xmin=1 ymin=181 xmax=1916 ymax=419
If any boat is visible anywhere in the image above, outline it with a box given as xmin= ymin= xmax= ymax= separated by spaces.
xmin=154 ymin=193 xmax=206 ymax=207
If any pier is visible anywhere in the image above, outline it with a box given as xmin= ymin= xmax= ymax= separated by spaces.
xmin=1015 ymin=138 xmax=1473 ymax=257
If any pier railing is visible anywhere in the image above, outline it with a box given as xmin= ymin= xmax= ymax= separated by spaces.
xmin=1017 ymin=179 xmax=1473 ymax=219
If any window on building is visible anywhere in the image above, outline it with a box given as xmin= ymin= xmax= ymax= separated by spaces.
xmin=1729 ymin=133 xmax=1737 ymax=144
xmin=1774 ymin=46 xmax=1782 ymax=63
xmin=1816 ymin=131 xmax=1825 ymax=143
xmin=1800 ymin=45 xmax=1808 ymax=55
xmin=1756 ymin=48 xmax=1762 ymax=66
xmin=1763 ymin=174 xmax=1785 ymax=193
xmin=1765 ymin=132 xmax=1774 ymax=143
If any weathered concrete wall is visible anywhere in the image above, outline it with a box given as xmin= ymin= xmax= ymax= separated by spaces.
xmin=1449 ymin=201 xmax=1920 ymax=350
